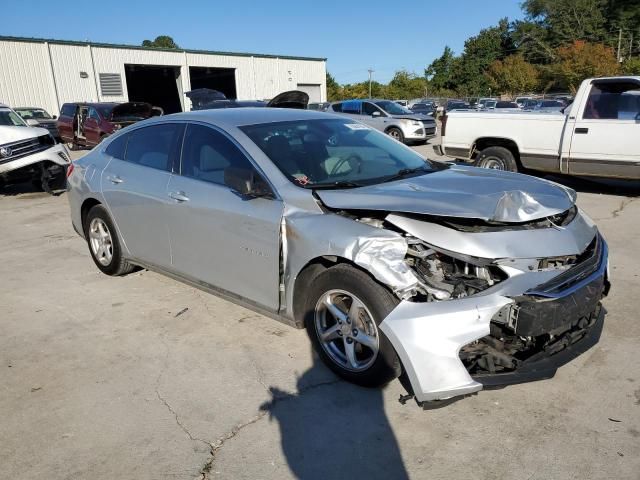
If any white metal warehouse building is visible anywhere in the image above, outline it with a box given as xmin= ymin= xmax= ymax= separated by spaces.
xmin=0 ymin=36 xmax=327 ymax=115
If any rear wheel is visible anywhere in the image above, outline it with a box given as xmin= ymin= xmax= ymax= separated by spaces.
xmin=304 ymin=264 xmax=401 ymax=387
xmin=476 ymin=146 xmax=518 ymax=172
xmin=84 ymin=205 xmax=135 ymax=276
xmin=386 ymin=127 xmax=405 ymax=144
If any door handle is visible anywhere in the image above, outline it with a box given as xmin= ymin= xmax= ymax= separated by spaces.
xmin=107 ymin=175 xmax=123 ymax=184
xmin=168 ymin=191 xmax=190 ymax=202
xmin=575 ymin=127 xmax=589 ymax=134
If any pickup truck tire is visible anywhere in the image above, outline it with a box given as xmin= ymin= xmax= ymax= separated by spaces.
xmin=386 ymin=127 xmax=405 ymax=144
xmin=305 ymin=264 xmax=402 ymax=388
xmin=84 ymin=204 xmax=135 ymax=276
xmin=476 ymin=146 xmax=518 ymax=172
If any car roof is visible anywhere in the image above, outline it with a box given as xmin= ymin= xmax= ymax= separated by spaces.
xmin=158 ymin=107 xmax=340 ymax=127
xmin=14 ymin=106 xmax=47 ymax=110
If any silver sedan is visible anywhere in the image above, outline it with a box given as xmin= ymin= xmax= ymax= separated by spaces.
xmin=67 ymin=108 xmax=609 ymax=405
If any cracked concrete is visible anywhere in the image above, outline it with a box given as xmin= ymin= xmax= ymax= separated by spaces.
xmin=1 ymin=147 xmax=639 ymax=479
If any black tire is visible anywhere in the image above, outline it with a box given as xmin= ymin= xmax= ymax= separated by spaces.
xmin=83 ymin=204 xmax=135 ymax=276
xmin=304 ymin=264 xmax=402 ymax=387
xmin=476 ymin=146 xmax=518 ymax=172
xmin=386 ymin=127 xmax=405 ymax=144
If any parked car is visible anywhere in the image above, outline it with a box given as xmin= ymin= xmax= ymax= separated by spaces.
xmin=67 ymin=108 xmax=609 ymax=405
xmin=494 ymin=101 xmax=521 ymax=111
xmin=0 ymin=103 xmax=70 ymax=192
xmin=438 ymin=76 xmax=640 ymax=179
xmin=185 ymin=89 xmax=309 ymax=110
xmin=514 ymin=96 xmax=532 ymax=108
xmin=522 ymin=99 xmax=540 ymax=110
xmin=445 ymin=100 xmax=471 ymax=112
xmin=409 ymin=102 xmax=436 ymax=117
xmin=307 ymin=102 xmax=330 ymax=111
xmin=532 ymin=99 xmax=566 ymax=113
xmin=476 ymin=98 xmax=496 ymax=109
xmin=394 ymin=100 xmax=409 ymax=107
xmin=14 ymin=107 xmax=60 ymax=140
xmin=328 ymin=99 xmax=436 ymax=144
xmin=57 ymin=102 xmax=157 ymax=150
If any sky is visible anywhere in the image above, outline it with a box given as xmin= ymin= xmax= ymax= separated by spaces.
xmin=3 ymin=0 xmax=524 ymax=84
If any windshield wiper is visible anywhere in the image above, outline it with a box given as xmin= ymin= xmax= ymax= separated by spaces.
xmin=382 ymin=166 xmax=431 ymax=183
xmin=310 ymin=180 xmax=364 ymax=190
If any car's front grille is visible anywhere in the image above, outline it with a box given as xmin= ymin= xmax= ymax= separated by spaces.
xmin=527 ymin=234 xmax=605 ymax=297
xmin=0 ymin=134 xmax=54 ymax=164
xmin=424 ymin=127 xmax=436 ymax=135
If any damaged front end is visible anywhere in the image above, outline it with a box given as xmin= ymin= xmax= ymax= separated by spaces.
xmin=325 ymin=207 xmax=609 ymax=404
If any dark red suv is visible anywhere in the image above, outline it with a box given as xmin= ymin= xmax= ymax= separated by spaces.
xmin=57 ymin=102 xmax=158 ymax=149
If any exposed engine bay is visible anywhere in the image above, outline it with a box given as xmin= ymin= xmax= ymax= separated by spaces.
xmin=329 ymin=206 xmax=608 ymax=403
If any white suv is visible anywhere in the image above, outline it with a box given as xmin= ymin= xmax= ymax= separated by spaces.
xmin=0 ymin=103 xmax=70 ymax=193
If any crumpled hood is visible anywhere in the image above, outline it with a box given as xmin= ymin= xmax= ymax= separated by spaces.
xmin=0 ymin=125 xmax=49 ymax=144
xmin=315 ymin=165 xmax=577 ymax=223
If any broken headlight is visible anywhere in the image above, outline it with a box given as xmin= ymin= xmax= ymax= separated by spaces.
xmin=405 ymin=237 xmax=507 ymax=301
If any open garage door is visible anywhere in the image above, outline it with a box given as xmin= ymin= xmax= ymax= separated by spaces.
xmin=189 ymin=67 xmax=237 ymax=100
xmin=124 ymin=64 xmax=183 ymax=114
xmin=296 ymin=84 xmax=322 ymax=103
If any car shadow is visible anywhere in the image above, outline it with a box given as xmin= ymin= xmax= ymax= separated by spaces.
xmin=259 ymin=350 xmax=409 ymax=480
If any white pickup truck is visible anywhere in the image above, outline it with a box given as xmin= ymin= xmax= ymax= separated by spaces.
xmin=438 ymin=76 xmax=640 ymax=180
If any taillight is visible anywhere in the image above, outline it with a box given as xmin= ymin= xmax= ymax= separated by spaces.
xmin=441 ymin=113 xmax=448 ymax=137
xmin=66 ymin=163 xmax=74 ymax=178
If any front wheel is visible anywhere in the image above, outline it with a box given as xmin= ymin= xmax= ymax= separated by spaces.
xmin=476 ymin=146 xmax=518 ymax=172
xmin=386 ymin=127 xmax=405 ymax=144
xmin=304 ymin=264 xmax=402 ymax=387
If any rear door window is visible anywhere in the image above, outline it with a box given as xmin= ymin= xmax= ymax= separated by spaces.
xmin=331 ymin=103 xmax=343 ymax=112
xmin=124 ymin=123 xmax=183 ymax=172
xmin=105 ymin=133 xmax=128 ymax=160
xmin=341 ymin=100 xmax=361 ymax=114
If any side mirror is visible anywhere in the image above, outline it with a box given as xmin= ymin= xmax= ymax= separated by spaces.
xmin=52 ymin=115 xmax=57 ymax=119
xmin=26 ymin=119 xmax=39 ymax=127
xmin=371 ymin=111 xmax=381 ymax=117
xmin=224 ymin=166 xmax=272 ymax=197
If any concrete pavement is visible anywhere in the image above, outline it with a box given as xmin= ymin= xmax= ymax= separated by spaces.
xmin=0 ymin=146 xmax=638 ymax=479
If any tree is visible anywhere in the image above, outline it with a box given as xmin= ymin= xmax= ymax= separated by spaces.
xmin=552 ymin=41 xmax=620 ymax=91
xmin=622 ymin=57 xmax=640 ymax=75
xmin=425 ymin=46 xmax=457 ymax=91
xmin=326 ymin=72 xmax=341 ymax=101
xmin=451 ymin=18 xmax=516 ymax=96
xmin=486 ymin=55 xmax=541 ymax=95
xmin=522 ymin=0 xmax=607 ymax=46
xmin=386 ymin=70 xmax=427 ymax=99
xmin=142 ymin=35 xmax=179 ymax=49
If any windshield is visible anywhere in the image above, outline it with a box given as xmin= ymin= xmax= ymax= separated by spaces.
xmin=240 ymin=118 xmax=437 ymax=188
xmin=374 ymin=101 xmax=412 ymax=115
xmin=0 ymin=109 xmax=27 ymax=126
xmin=15 ymin=108 xmax=52 ymax=120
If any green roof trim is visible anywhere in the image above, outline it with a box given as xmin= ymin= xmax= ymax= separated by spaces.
xmin=0 ymin=35 xmax=327 ymax=62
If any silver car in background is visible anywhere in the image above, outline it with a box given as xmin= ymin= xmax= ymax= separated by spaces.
xmin=67 ymin=108 xmax=609 ymax=405
xmin=327 ymin=99 xmax=437 ymax=144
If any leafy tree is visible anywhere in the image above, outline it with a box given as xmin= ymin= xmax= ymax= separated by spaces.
xmin=522 ymin=0 xmax=607 ymax=46
xmin=485 ymin=55 xmax=541 ymax=95
xmin=386 ymin=70 xmax=427 ymax=99
xmin=142 ymin=35 xmax=179 ymax=49
xmin=552 ymin=40 xmax=620 ymax=91
xmin=326 ymin=72 xmax=341 ymax=101
xmin=622 ymin=57 xmax=640 ymax=74
xmin=451 ymin=18 xmax=516 ymax=96
xmin=425 ymin=46 xmax=457 ymax=91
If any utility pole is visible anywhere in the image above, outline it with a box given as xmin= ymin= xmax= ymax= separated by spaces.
xmin=629 ymin=33 xmax=634 ymax=60
xmin=617 ymin=28 xmax=623 ymax=62
xmin=368 ymin=68 xmax=374 ymax=98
